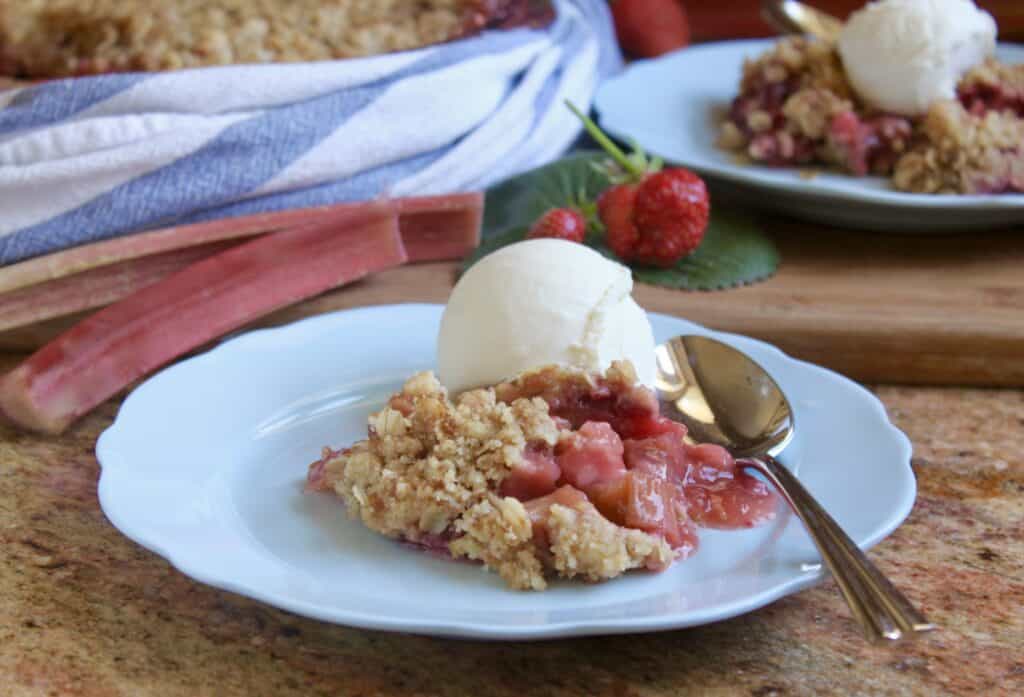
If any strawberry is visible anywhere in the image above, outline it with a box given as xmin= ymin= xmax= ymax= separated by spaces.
xmin=527 ymin=207 xmax=587 ymax=243
xmin=567 ymin=101 xmax=710 ymax=268
xmin=631 ymin=169 xmax=708 ymax=266
xmin=610 ymin=0 xmax=690 ymax=59
xmin=597 ymin=183 xmax=639 ymax=261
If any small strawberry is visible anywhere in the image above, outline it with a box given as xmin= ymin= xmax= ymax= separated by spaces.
xmin=527 ymin=207 xmax=587 ymax=243
xmin=610 ymin=0 xmax=690 ymax=59
xmin=567 ymin=101 xmax=710 ymax=268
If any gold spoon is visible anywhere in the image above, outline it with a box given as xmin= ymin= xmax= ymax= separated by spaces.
xmin=656 ymin=335 xmax=935 ymax=643
xmin=761 ymin=0 xmax=844 ymax=42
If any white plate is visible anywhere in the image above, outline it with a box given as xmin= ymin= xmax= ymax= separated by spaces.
xmin=96 ymin=304 xmax=914 ymax=640
xmin=594 ymin=39 xmax=1024 ymax=232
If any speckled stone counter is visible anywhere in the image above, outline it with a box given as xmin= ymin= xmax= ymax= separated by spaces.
xmin=1 ymin=368 xmax=1022 ymax=696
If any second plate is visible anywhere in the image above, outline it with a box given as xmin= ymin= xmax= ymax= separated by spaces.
xmin=594 ymin=39 xmax=1024 ymax=232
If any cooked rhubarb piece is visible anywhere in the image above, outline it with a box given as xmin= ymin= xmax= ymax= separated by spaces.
xmin=494 ymin=362 xmax=676 ymax=439
xmin=499 ymin=444 xmax=561 ymax=501
xmin=624 ymin=433 xmax=778 ymax=529
xmin=684 ymin=472 xmax=779 ymax=530
xmin=310 ymin=361 xmax=778 ymax=590
xmin=394 ymin=194 xmax=483 ymax=263
xmin=0 ymin=195 xmax=483 ymax=332
xmin=499 ymin=363 xmax=778 ymax=532
xmin=588 ymin=471 xmax=698 ymax=554
xmin=0 ymin=202 xmax=406 ymax=434
xmin=554 ymin=420 xmax=627 ymax=490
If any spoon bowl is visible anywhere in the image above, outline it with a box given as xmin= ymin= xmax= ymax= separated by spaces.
xmin=656 ymin=334 xmax=934 ymax=643
xmin=656 ymin=335 xmax=793 ymax=458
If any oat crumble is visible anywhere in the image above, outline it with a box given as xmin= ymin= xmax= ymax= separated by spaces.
xmin=307 ymin=366 xmax=673 ymax=590
xmin=0 ymin=1 xmax=548 ymax=77
xmin=307 ymin=362 xmax=776 ymax=591
xmin=718 ymin=36 xmax=1024 ymax=194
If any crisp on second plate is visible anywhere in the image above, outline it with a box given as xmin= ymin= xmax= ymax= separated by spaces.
xmin=594 ymin=40 xmax=1024 ymax=232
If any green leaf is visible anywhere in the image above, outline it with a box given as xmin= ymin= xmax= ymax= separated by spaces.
xmin=481 ymin=151 xmax=611 ymax=239
xmin=471 ymin=153 xmax=780 ymax=291
xmin=606 ymin=210 xmax=780 ymax=291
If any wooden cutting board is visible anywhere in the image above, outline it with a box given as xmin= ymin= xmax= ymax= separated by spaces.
xmin=6 ymin=217 xmax=1019 ymax=387
xmin=278 ymin=220 xmax=1024 ymax=387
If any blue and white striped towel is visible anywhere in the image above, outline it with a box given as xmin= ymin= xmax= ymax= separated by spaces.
xmin=0 ymin=0 xmax=620 ymax=266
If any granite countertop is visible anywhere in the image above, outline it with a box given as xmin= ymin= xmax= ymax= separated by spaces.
xmin=1 ymin=352 xmax=1021 ymax=696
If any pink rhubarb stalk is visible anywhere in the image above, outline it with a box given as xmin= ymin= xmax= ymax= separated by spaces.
xmin=394 ymin=194 xmax=483 ymax=262
xmin=0 ymin=193 xmax=483 ymax=294
xmin=0 ymin=241 xmax=237 ymax=332
xmin=0 ymin=201 xmax=406 ymax=434
xmin=0 ymin=195 xmax=482 ymax=333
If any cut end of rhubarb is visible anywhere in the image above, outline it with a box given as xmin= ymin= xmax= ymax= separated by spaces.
xmin=398 ymin=193 xmax=483 ymax=263
xmin=0 ymin=364 xmax=73 ymax=434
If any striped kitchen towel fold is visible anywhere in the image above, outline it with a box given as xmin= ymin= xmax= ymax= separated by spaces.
xmin=0 ymin=0 xmax=620 ymax=266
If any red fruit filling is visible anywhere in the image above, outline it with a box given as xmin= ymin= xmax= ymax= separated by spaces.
xmin=499 ymin=443 xmax=561 ymax=501
xmin=827 ymin=111 xmax=913 ymax=177
xmin=523 ymin=485 xmax=590 ymax=550
xmin=625 ymin=434 xmax=778 ymax=529
xmin=555 ymin=421 xmax=627 ymax=490
xmin=498 ymin=367 xmax=677 ymax=439
xmin=589 ymin=471 xmax=698 ymax=554
xmin=499 ymin=368 xmax=779 ymax=555
xmin=724 ymin=72 xmax=914 ymax=177
xmin=959 ymin=82 xmax=1024 ymax=119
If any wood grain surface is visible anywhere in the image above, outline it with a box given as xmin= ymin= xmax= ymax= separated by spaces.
xmin=263 ymin=222 xmax=1024 ymax=388
xmin=6 ymin=220 xmax=1020 ymax=387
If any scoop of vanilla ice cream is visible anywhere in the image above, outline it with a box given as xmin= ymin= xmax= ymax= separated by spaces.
xmin=437 ymin=239 xmax=656 ymax=394
xmin=838 ymin=0 xmax=996 ymax=116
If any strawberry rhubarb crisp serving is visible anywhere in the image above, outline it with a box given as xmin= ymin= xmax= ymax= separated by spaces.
xmin=718 ymin=0 xmax=1024 ymax=195
xmin=306 ymin=239 xmax=778 ymax=590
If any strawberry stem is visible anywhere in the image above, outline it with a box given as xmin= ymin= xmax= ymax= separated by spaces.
xmin=565 ymin=100 xmax=645 ymax=178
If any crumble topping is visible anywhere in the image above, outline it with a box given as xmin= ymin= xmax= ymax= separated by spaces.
xmin=544 ymin=501 xmax=673 ymax=581
xmin=893 ymin=100 xmax=1024 ymax=194
xmin=718 ymin=36 xmax=1024 ymax=194
xmin=311 ymin=370 xmax=558 ymax=544
xmin=309 ymin=364 xmax=678 ymax=590
xmin=960 ymin=58 xmax=1024 ymax=115
xmin=0 ymin=1 xmax=550 ymax=78
xmin=737 ymin=37 xmax=852 ymax=101
xmin=449 ymin=494 xmax=545 ymax=590
xmin=308 ymin=361 xmax=776 ymax=591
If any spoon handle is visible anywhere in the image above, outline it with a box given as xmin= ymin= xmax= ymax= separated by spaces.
xmin=740 ymin=455 xmax=935 ymax=642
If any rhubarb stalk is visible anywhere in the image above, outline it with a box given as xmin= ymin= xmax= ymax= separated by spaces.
xmin=0 ymin=201 xmax=406 ymax=434
xmin=0 ymin=195 xmax=482 ymax=333
xmin=0 ymin=193 xmax=483 ymax=294
xmin=0 ymin=241 xmax=238 ymax=332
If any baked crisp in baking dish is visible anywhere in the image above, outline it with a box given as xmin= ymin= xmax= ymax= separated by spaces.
xmin=0 ymin=0 xmax=551 ymax=77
